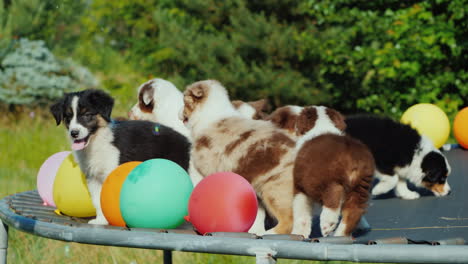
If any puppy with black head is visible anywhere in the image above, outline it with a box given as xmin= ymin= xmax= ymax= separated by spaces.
xmin=266 ymin=108 xmax=452 ymax=200
xmin=345 ymin=115 xmax=451 ymax=199
xmin=50 ymin=89 xmax=190 ymax=224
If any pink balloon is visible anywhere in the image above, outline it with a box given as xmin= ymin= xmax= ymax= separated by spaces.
xmin=37 ymin=151 xmax=71 ymax=207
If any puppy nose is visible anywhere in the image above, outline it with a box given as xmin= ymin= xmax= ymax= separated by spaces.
xmin=447 ymin=190 xmax=452 ymax=195
xmin=70 ymin=130 xmax=79 ymax=138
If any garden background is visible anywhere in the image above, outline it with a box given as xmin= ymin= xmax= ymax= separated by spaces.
xmin=1 ymin=0 xmax=467 ymax=263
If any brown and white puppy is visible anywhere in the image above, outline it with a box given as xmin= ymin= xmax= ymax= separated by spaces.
xmin=128 ymin=78 xmax=271 ymax=187
xmin=129 ymin=78 xmax=190 ymax=138
xmin=270 ymin=105 xmax=374 ymax=237
xmin=181 ymin=80 xmax=297 ymax=235
xmin=231 ymin=99 xmax=270 ymax=120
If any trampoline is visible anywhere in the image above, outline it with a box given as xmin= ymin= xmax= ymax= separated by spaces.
xmin=1 ymin=148 xmax=468 ymax=264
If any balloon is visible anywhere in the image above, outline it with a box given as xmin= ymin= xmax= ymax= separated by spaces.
xmin=454 ymin=107 xmax=468 ymax=149
xmin=53 ymin=154 xmax=96 ymax=217
xmin=401 ymin=103 xmax=450 ymax=148
xmin=37 ymin=151 xmax=70 ymax=206
xmin=101 ymin=161 xmax=141 ymax=227
xmin=120 ymin=159 xmax=193 ymax=229
xmin=187 ymin=172 xmax=258 ymax=235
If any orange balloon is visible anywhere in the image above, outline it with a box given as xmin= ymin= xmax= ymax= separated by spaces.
xmin=101 ymin=161 xmax=142 ymax=226
xmin=454 ymin=107 xmax=468 ymax=149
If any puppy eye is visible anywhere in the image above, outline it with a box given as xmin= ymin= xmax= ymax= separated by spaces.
xmin=83 ymin=113 xmax=93 ymax=120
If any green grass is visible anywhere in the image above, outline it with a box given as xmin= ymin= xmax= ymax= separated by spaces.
xmin=0 ymin=106 xmax=388 ymax=264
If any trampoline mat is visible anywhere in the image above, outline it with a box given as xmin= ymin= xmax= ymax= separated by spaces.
xmin=356 ymin=148 xmax=468 ymax=243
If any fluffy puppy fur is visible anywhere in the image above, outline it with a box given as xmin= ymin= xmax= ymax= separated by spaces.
xmin=50 ymin=89 xmax=190 ymax=224
xmin=269 ymin=105 xmax=374 ymax=237
xmin=345 ymin=115 xmax=451 ymax=199
xmin=129 ymin=78 xmax=190 ymax=138
xmin=268 ymin=107 xmax=452 ymax=200
xmin=181 ymin=80 xmax=297 ymax=235
xmin=128 ymin=78 xmax=269 ymax=187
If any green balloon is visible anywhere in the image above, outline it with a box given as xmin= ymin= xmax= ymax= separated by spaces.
xmin=120 ymin=159 xmax=193 ymax=228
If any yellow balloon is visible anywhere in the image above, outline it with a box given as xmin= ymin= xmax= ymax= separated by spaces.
xmin=53 ymin=154 xmax=96 ymax=217
xmin=401 ymin=103 xmax=450 ymax=148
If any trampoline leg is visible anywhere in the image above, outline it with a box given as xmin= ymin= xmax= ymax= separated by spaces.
xmin=163 ymin=250 xmax=172 ymax=264
xmin=0 ymin=219 xmax=8 ymax=264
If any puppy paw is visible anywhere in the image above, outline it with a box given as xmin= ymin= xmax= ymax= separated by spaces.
xmin=248 ymin=225 xmax=266 ymax=236
xmin=371 ymin=185 xmax=388 ymax=196
xmin=88 ymin=217 xmax=108 ymax=225
xmin=397 ymin=190 xmax=420 ymax=200
xmin=320 ymin=221 xmax=338 ymax=237
xmin=264 ymin=228 xmax=279 ymax=235
xmin=320 ymin=207 xmax=340 ymax=237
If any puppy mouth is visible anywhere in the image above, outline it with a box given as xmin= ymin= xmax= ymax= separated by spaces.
xmin=72 ymin=136 xmax=90 ymax=151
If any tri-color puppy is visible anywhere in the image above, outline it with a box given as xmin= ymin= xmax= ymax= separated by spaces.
xmin=50 ymin=89 xmax=190 ymax=224
xmin=269 ymin=105 xmax=374 ymax=237
xmin=345 ymin=115 xmax=451 ymax=199
xmin=267 ymin=106 xmax=452 ymax=200
xmin=181 ymin=80 xmax=297 ymax=235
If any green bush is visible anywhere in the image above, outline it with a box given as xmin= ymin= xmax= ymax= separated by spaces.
xmin=3 ymin=0 xmax=467 ymax=119
xmin=0 ymin=39 xmax=98 ymax=106
xmin=80 ymin=0 xmax=467 ymax=120
xmin=296 ymin=0 xmax=468 ymax=119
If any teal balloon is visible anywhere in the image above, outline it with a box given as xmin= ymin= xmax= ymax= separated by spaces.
xmin=120 ymin=159 xmax=193 ymax=229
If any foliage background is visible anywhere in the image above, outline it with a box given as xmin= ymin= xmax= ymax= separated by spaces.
xmin=2 ymin=0 xmax=467 ymax=118
xmin=1 ymin=0 xmax=467 ymax=263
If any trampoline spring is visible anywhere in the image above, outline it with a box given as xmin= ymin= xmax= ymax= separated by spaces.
xmin=310 ymin=236 xmax=354 ymax=244
xmin=205 ymin=232 xmax=259 ymax=239
xmin=261 ymin=234 xmax=305 ymax=241
xmin=368 ymin=237 xmax=408 ymax=245
xmin=431 ymin=238 xmax=466 ymax=246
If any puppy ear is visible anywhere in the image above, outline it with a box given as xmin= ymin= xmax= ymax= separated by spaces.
xmin=325 ymin=108 xmax=346 ymax=131
xmin=231 ymin=100 xmax=243 ymax=109
xmin=140 ymin=81 xmax=154 ymax=106
xmin=88 ymin=89 xmax=114 ymax=122
xmin=267 ymin=107 xmax=293 ymax=131
xmin=50 ymin=98 xmax=64 ymax=125
xmin=190 ymin=83 xmax=206 ymax=99
xmin=248 ymin=98 xmax=270 ymax=119
xmin=296 ymin=107 xmax=318 ymax=136
xmin=249 ymin=99 xmax=269 ymax=112
xmin=142 ymin=90 xmax=153 ymax=106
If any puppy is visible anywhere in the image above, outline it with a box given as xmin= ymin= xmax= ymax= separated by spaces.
xmin=269 ymin=105 xmax=374 ymax=237
xmin=181 ymin=80 xmax=297 ymax=235
xmin=268 ymin=107 xmax=452 ymax=200
xmin=129 ymin=78 xmax=269 ymax=132
xmin=345 ymin=115 xmax=451 ymax=199
xmin=129 ymin=78 xmax=190 ymax=138
xmin=129 ymin=78 xmax=271 ymax=187
xmin=50 ymin=89 xmax=191 ymax=224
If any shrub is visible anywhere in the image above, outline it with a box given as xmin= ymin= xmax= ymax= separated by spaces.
xmin=0 ymin=38 xmax=98 ymax=107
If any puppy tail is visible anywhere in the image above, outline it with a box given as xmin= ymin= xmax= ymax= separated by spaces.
xmin=340 ymin=154 xmax=374 ymax=236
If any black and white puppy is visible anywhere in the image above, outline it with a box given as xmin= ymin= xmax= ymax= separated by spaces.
xmin=345 ymin=115 xmax=451 ymax=199
xmin=50 ymin=89 xmax=190 ymax=224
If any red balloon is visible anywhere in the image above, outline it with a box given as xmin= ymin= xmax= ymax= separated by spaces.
xmin=187 ymin=172 xmax=258 ymax=234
